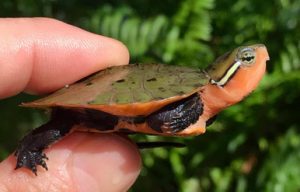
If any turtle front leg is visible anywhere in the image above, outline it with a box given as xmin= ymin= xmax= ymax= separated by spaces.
xmin=14 ymin=108 xmax=76 ymax=175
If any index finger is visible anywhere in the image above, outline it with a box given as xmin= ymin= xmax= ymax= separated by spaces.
xmin=0 ymin=18 xmax=129 ymax=99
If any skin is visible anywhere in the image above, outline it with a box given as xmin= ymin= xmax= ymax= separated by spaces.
xmin=0 ymin=18 xmax=141 ymax=192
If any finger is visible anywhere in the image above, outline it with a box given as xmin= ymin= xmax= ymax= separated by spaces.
xmin=0 ymin=17 xmax=129 ymax=99
xmin=0 ymin=133 xmax=141 ymax=192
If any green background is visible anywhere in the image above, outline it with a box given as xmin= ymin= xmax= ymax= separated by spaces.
xmin=1 ymin=0 xmax=300 ymax=191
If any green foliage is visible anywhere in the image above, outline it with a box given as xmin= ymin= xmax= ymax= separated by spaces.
xmin=82 ymin=1 xmax=213 ymax=65
xmin=257 ymin=129 xmax=300 ymax=192
xmin=279 ymin=41 xmax=300 ymax=73
xmin=0 ymin=0 xmax=299 ymax=191
xmin=85 ymin=5 xmax=176 ymax=61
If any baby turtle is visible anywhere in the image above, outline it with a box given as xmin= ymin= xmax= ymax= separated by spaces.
xmin=15 ymin=44 xmax=269 ymax=175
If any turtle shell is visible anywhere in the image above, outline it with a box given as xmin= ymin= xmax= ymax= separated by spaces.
xmin=22 ymin=64 xmax=209 ymax=116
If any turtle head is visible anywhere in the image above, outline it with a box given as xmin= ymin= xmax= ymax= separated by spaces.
xmin=201 ymin=44 xmax=269 ymax=115
xmin=206 ymin=44 xmax=269 ymax=87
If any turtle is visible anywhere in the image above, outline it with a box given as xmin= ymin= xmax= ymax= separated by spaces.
xmin=14 ymin=44 xmax=269 ymax=175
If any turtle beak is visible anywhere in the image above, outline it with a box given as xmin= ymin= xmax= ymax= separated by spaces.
xmin=256 ymin=44 xmax=270 ymax=61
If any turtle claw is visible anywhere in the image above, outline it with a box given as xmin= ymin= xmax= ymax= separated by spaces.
xmin=13 ymin=109 xmax=75 ymax=175
xmin=14 ymin=149 xmax=49 ymax=175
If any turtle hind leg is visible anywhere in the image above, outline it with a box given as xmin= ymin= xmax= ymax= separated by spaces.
xmin=14 ymin=108 xmax=77 ymax=175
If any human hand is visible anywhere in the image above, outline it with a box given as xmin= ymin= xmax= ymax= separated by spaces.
xmin=0 ymin=18 xmax=141 ymax=192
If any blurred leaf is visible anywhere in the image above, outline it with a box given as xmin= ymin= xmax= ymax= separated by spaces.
xmin=1 ymin=0 xmax=300 ymax=191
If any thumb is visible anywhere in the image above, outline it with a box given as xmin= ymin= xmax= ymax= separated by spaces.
xmin=0 ymin=133 xmax=141 ymax=192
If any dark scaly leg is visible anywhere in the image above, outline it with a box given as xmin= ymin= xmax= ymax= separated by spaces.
xmin=14 ymin=108 xmax=77 ymax=175
xmin=146 ymin=93 xmax=203 ymax=134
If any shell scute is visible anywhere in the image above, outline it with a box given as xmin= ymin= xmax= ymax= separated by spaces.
xmin=22 ymin=64 xmax=208 ymax=115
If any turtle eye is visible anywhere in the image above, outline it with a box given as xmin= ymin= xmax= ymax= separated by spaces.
xmin=238 ymin=47 xmax=256 ymax=65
